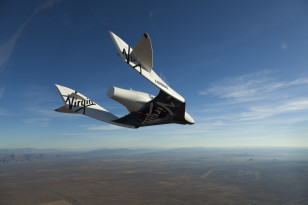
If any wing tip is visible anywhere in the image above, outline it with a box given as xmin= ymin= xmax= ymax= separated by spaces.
xmin=109 ymin=31 xmax=118 ymax=40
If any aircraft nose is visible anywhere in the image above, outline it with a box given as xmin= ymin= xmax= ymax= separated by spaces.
xmin=184 ymin=112 xmax=195 ymax=124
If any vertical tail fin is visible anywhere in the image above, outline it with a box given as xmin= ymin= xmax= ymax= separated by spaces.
xmin=109 ymin=31 xmax=153 ymax=73
xmin=130 ymin=33 xmax=153 ymax=73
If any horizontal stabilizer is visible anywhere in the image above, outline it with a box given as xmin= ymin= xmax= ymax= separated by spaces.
xmin=130 ymin=33 xmax=153 ymax=73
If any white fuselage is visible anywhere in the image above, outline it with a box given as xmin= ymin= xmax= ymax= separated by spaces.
xmin=107 ymin=86 xmax=153 ymax=112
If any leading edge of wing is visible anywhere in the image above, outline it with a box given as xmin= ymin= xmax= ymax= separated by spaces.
xmin=109 ymin=31 xmax=185 ymax=103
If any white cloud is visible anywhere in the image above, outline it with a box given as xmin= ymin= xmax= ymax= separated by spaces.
xmin=33 ymin=0 xmax=62 ymax=15
xmin=240 ymin=99 xmax=308 ymax=121
xmin=149 ymin=9 xmax=153 ymax=20
xmin=199 ymin=70 xmax=308 ymax=103
xmin=62 ymin=132 xmax=90 ymax=136
xmin=85 ymin=124 xmax=125 ymax=131
xmin=0 ymin=86 xmax=5 ymax=100
xmin=199 ymin=70 xmax=271 ymax=101
xmin=0 ymin=109 xmax=12 ymax=116
xmin=281 ymin=41 xmax=288 ymax=50
xmin=24 ymin=117 xmax=51 ymax=126
xmin=198 ymin=70 xmax=308 ymax=128
xmin=0 ymin=24 xmax=24 ymax=70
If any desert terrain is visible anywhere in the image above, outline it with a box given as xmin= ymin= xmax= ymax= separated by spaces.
xmin=0 ymin=148 xmax=307 ymax=205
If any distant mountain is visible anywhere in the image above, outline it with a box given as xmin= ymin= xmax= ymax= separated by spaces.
xmin=0 ymin=148 xmax=64 ymax=154
xmin=1 ymin=147 xmax=307 ymax=163
xmin=0 ymin=148 xmax=72 ymax=163
xmin=0 ymin=153 xmax=48 ymax=163
xmin=81 ymin=148 xmax=158 ymax=157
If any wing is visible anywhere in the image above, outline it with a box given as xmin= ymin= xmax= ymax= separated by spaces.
xmin=54 ymin=84 xmax=136 ymax=129
xmin=113 ymin=90 xmax=186 ymax=128
xmin=109 ymin=31 xmax=185 ymax=103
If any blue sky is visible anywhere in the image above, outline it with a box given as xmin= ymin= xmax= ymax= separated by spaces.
xmin=1 ymin=0 xmax=308 ymax=149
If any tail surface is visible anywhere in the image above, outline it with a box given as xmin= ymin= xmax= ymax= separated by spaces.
xmin=54 ymin=84 xmax=135 ymax=128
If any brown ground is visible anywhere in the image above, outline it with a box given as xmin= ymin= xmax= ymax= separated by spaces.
xmin=0 ymin=148 xmax=307 ymax=205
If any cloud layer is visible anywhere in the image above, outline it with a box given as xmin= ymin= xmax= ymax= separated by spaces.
xmin=200 ymin=70 xmax=308 ymax=122
xmin=200 ymin=70 xmax=308 ymax=104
